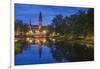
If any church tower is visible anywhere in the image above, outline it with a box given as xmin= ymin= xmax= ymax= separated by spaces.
xmin=38 ymin=12 xmax=42 ymax=32
xmin=29 ymin=17 xmax=32 ymax=30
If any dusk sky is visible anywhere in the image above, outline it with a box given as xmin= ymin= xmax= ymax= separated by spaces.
xmin=15 ymin=3 xmax=89 ymax=26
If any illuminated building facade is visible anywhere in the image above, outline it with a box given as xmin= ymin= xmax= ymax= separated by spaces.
xmin=26 ymin=12 xmax=47 ymax=37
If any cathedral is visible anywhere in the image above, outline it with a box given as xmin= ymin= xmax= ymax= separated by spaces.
xmin=26 ymin=12 xmax=47 ymax=37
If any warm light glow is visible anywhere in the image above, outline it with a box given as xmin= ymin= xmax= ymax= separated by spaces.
xmin=29 ymin=30 xmax=33 ymax=34
xmin=26 ymin=30 xmax=34 ymax=36
xmin=43 ymin=30 xmax=46 ymax=33
xmin=34 ymin=38 xmax=39 ymax=43
xmin=26 ymin=38 xmax=30 ymax=41
xmin=35 ymin=30 xmax=39 ymax=33
xmin=50 ymin=32 xmax=56 ymax=37
xmin=43 ymin=38 xmax=46 ymax=43
xmin=29 ymin=39 xmax=33 ymax=43
xmin=86 ymin=43 xmax=93 ymax=48
xmin=26 ymin=38 xmax=33 ymax=43
xmin=52 ymin=38 xmax=56 ymax=42
xmin=49 ymin=38 xmax=56 ymax=42
xmin=15 ymin=39 xmax=18 ymax=42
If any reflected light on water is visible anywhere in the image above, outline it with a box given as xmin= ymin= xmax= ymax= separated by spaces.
xmin=49 ymin=38 xmax=56 ymax=43
xmin=15 ymin=37 xmax=94 ymax=65
xmin=26 ymin=37 xmax=47 ymax=44
xmin=86 ymin=43 xmax=93 ymax=48
xmin=26 ymin=37 xmax=33 ymax=43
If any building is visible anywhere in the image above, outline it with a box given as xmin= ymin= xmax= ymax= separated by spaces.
xmin=26 ymin=12 xmax=48 ymax=37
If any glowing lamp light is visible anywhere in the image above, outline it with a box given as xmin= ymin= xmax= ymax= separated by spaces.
xmin=43 ymin=38 xmax=46 ymax=43
xmin=29 ymin=39 xmax=32 ymax=43
xmin=43 ymin=30 xmax=46 ymax=33
xmin=26 ymin=38 xmax=30 ymax=41
xmin=29 ymin=30 xmax=33 ymax=34
xmin=26 ymin=38 xmax=33 ymax=43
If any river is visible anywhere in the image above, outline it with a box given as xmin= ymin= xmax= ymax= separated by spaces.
xmin=15 ymin=37 xmax=94 ymax=65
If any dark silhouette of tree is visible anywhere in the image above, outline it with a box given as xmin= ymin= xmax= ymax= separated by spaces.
xmin=50 ymin=8 xmax=94 ymax=39
xmin=15 ymin=20 xmax=28 ymax=33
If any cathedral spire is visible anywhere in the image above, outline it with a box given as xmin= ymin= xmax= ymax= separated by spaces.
xmin=29 ymin=17 xmax=32 ymax=26
xmin=29 ymin=17 xmax=32 ymax=30
xmin=38 ymin=12 xmax=42 ymax=31
xmin=39 ymin=12 xmax=42 ymax=23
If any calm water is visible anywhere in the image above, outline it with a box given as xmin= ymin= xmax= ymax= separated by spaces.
xmin=15 ymin=37 xmax=94 ymax=65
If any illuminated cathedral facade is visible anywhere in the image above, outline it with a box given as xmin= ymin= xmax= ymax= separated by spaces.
xmin=26 ymin=12 xmax=47 ymax=37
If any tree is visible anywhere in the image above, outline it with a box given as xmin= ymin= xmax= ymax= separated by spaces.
xmin=15 ymin=20 xmax=28 ymax=33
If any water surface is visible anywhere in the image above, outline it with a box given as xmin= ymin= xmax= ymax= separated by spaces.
xmin=15 ymin=37 xmax=94 ymax=65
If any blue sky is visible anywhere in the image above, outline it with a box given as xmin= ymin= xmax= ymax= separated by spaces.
xmin=15 ymin=3 xmax=89 ymax=26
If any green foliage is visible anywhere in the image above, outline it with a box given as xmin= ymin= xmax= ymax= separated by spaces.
xmin=50 ymin=8 xmax=94 ymax=39
xmin=15 ymin=20 xmax=28 ymax=33
xmin=15 ymin=44 xmax=22 ymax=54
xmin=14 ymin=8 xmax=94 ymax=40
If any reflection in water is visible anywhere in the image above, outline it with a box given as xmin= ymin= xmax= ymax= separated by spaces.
xmin=15 ymin=37 xmax=94 ymax=65
xmin=26 ymin=37 xmax=47 ymax=58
